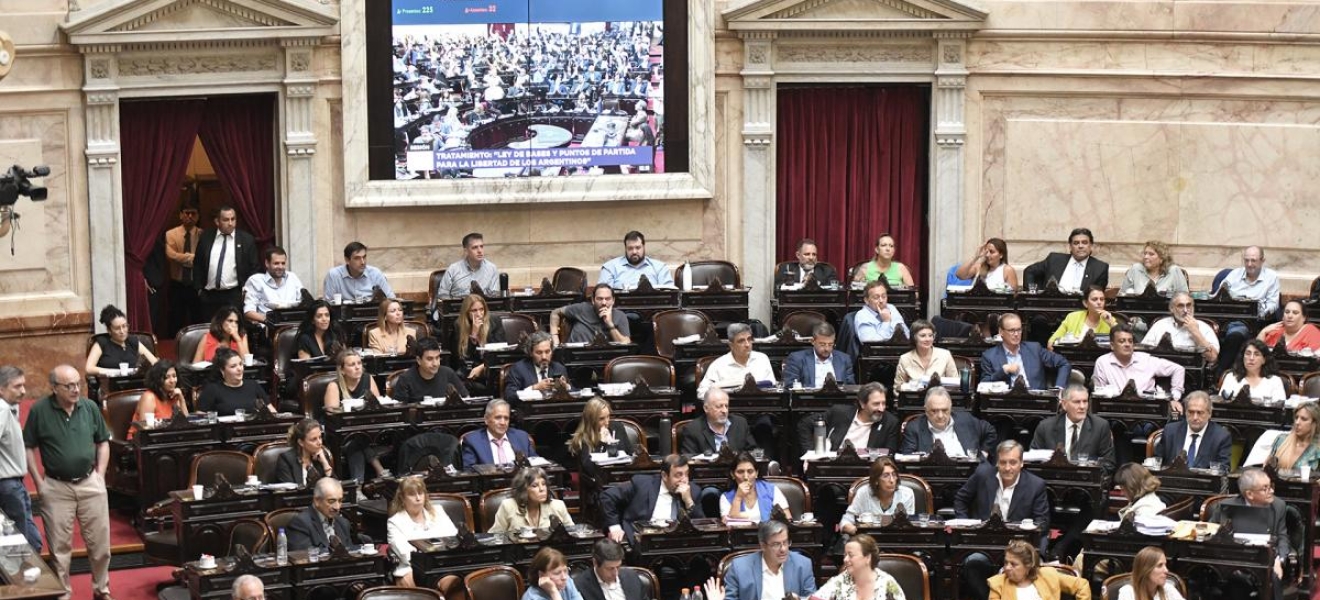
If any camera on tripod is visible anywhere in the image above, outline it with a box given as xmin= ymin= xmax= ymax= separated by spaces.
xmin=0 ymin=165 xmax=49 ymax=207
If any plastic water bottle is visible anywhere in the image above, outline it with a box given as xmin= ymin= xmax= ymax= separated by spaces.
xmin=276 ymin=528 xmax=288 ymax=565
xmin=813 ymin=418 xmax=827 ymax=454
xmin=692 ymin=588 xmax=704 ymax=600
xmin=680 ymin=588 xmax=691 ymax=600
xmin=681 ymin=260 xmax=693 ymax=291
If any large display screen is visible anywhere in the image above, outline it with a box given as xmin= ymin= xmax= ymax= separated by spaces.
xmin=389 ymin=0 xmax=666 ymax=180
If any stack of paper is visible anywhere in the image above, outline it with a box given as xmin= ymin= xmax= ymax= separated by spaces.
xmin=590 ymin=453 xmax=633 ymax=466
xmin=1134 ymin=514 xmax=1177 ymax=536
xmin=673 ymin=334 xmax=702 ymax=345
xmin=1023 ymin=449 xmax=1055 ymax=463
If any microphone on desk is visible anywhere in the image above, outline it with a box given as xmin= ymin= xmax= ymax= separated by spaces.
xmin=499 ymin=273 xmax=509 ymax=293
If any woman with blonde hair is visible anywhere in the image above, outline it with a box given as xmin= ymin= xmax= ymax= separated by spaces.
xmin=1270 ymin=401 xmax=1320 ymax=470
xmin=323 ymin=349 xmax=388 ymax=480
xmin=1121 ymin=241 xmax=1188 ymax=295
xmin=367 ymin=298 xmax=418 ymax=354
xmin=567 ymin=397 xmax=633 ymax=456
xmin=1117 ymin=546 xmax=1184 ymax=600
xmin=387 ymin=475 xmax=457 ymax=587
xmin=453 ymin=294 xmax=504 ymax=395
xmin=1114 ymin=463 xmax=1166 ymax=520
xmin=489 ymin=466 xmax=573 ymax=533
xmin=987 ymin=539 xmax=1091 ymax=600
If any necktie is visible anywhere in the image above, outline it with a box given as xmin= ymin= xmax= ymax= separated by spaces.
xmin=213 ymin=233 xmax=229 ymax=289
xmin=539 ymin=368 xmax=548 ymax=381
xmin=182 ymin=229 xmax=193 ymax=281
xmin=1188 ymin=432 xmax=1200 ymax=466
xmin=494 ymin=438 xmax=507 ymax=464
xmin=670 ymin=493 xmax=681 ymax=520
xmin=1069 ymin=424 xmax=1080 ymax=459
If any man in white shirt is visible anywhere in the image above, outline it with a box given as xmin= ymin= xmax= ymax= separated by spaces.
xmin=1140 ymin=292 xmax=1219 ymax=364
xmin=242 ymin=246 xmax=304 ymax=324
xmin=435 ymin=232 xmax=501 ymax=300
xmin=1218 ymin=245 xmax=1282 ymax=371
xmin=696 ymin=323 xmax=776 ymax=396
xmin=852 ymin=280 xmax=908 ymax=343
xmin=573 ymin=539 xmax=651 ymax=600
xmin=0 ymin=366 xmax=39 ymax=551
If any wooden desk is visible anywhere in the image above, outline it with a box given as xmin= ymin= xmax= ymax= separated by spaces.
xmin=976 ymin=383 xmax=1063 ymax=445
xmin=1115 ymin=288 xmax=1259 ymax=332
xmin=892 ymin=385 xmax=973 ymax=420
xmin=612 ymin=284 xmax=681 ymax=321
xmin=555 ymin=342 xmax=638 ymax=388
xmin=945 ymin=517 xmax=1044 ymax=600
xmin=941 ymin=281 xmax=1016 ymax=326
xmin=0 ymin=536 xmax=65 ymax=600
xmin=772 ymin=287 xmax=848 ymax=329
xmin=510 ymin=291 xmax=583 ymax=330
xmin=135 ymin=411 xmax=304 ymax=505
xmin=185 ymin=546 xmax=386 ymax=600
xmin=1083 ymin=522 xmax=1276 ymax=600
xmin=410 ymin=523 xmax=603 ymax=589
xmin=680 ymin=287 xmax=750 ymax=324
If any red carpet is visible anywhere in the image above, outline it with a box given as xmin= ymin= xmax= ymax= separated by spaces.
xmin=70 ymin=565 xmax=175 ymax=598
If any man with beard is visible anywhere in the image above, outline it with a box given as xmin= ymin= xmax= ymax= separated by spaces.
xmin=242 ymin=246 xmax=304 ymax=323
xmin=550 ymin=283 xmax=631 ymax=344
xmin=799 ymin=382 xmax=899 ymax=453
xmin=679 ymin=388 xmax=751 ymax=455
xmin=599 ymin=230 xmax=674 ymax=289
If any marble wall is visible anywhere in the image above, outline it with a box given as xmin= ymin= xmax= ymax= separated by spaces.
xmin=8 ymin=0 xmax=1320 ymax=371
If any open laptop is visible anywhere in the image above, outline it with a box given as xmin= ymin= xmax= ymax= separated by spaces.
xmin=1217 ymin=503 xmax=1274 ymax=536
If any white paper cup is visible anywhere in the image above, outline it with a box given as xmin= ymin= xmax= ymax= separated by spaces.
xmin=243 ymin=354 xmax=254 ymax=366
xmin=1302 ymin=466 xmax=1312 ymax=480
xmin=118 ymin=362 xmax=130 ymax=375
xmin=246 ymin=475 xmax=260 ymax=486
xmin=144 ymin=413 xmax=157 ymax=428
xmin=192 ymin=485 xmax=204 ymax=500
xmin=333 ymin=293 xmax=343 ymax=304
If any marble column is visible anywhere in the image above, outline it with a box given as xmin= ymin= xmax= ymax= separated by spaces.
xmin=282 ymin=40 xmax=319 ymax=284
xmin=929 ymin=35 xmax=970 ymax=313
xmin=83 ymin=50 xmax=124 ymax=329
xmin=740 ymin=32 xmax=776 ymax=324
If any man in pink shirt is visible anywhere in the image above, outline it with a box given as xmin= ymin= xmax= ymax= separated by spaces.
xmin=1092 ymin=324 xmax=1186 ymax=415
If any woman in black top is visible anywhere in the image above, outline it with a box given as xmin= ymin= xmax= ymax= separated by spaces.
xmin=85 ymin=305 xmax=159 ymax=376
xmin=272 ymin=417 xmax=334 ymax=486
xmin=197 ymin=348 xmax=269 ymax=416
xmin=452 ymin=294 xmax=504 ymax=395
xmin=296 ymin=300 xmax=343 ymax=360
xmin=322 ymin=350 xmax=389 ymax=481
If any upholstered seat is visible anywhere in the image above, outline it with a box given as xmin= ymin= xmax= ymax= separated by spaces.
xmin=875 ymin=554 xmax=930 ymax=599
xmin=498 ymin=314 xmax=538 ymax=345
xmin=175 ymin=324 xmax=211 ymax=369
xmin=103 ymin=389 xmax=143 ymax=496
xmin=431 ymin=492 xmax=475 ymax=531
xmin=465 ymin=565 xmax=525 ymax=600
xmin=189 ymin=450 xmax=253 ymax=488
xmin=651 ymin=310 xmax=713 ymax=358
xmin=765 ymin=476 xmax=811 ymax=515
xmin=603 ymin=355 xmax=675 ymax=387
xmin=359 ymin=586 xmax=442 ymax=600
xmin=301 ymin=371 xmax=340 ymax=417
xmin=228 ymin=518 xmax=269 ymax=555
xmin=552 ymin=267 xmax=588 ymax=295
xmin=779 ymin=310 xmax=827 ymax=337
xmin=674 ymin=260 xmax=741 ymax=288
xmin=847 ymin=474 xmax=935 ymax=514
xmin=253 ymin=441 xmax=289 ymax=483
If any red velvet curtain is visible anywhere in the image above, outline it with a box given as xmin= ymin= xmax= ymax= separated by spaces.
xmin=199 ymin=94 xmax=277 ymax=250
xmin=120 ymin=99 xmax=206 ymax=332
xmin=775 ymin=85 xmax=929 ymax=282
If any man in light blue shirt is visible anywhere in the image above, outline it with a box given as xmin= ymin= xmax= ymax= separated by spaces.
xmin=1218 ymin=245 xmax=1280 ymax=371
xmin=852 ymin=280 xmax=908 ymax=342
xmin=242 ymin=246 xmax=304 ymax=323
xmin=323 ymin=241 xmax=394 ymax=301
xmin=435 ymin=232 xmax=501 ymax=299
xmin=598 ymin=231 xmax=674 ymax=289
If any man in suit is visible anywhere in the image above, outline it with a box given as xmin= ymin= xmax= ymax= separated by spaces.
xmin=1030 ymin=384 xmax=1116 ymax=474
xmin=602 ymin=454 xmax=706 ymax=544
xmin=460 ymin=399 xmax=537 ymax=468
xmin=774 ymin=238 xmax=839 ymax=289
xmin=723 ymin=520 xmax=817 ymax=600
xmin=1154 ymin=391 xmax=1232 ymax=469
xmin=680 ymin=388 xmax=751 ymax=455
xmin=193 ymin=205 xmax=259 ymax=322
xmin=782 ymin=323 xmax=854 ymax=388
xmin=288 ymin=478 xmax=354 ymax=552
xmin=1029 ymin=384 xmax=1115 ymax=561
xmin=979 ymin=313 xmax=1071 ymax=390
xmin=164 ymin=203 xmax=201 ymax=330
xmin=1022 ymin=227 xmax=1109 ymax=291
xmin=800 ymin=382 xmax=900 ymax=454
xmin=503 ymin=332 xmax=569 ymax=409
xmin=955 ymin=441 xmax=1051 ymax=600
xmin=901 ymin=387 xmax=997 ymax=460
xmin=574 ymin=539 xmax=651 ymax=600
xmin=1210 ymin=467 xmax=1288 ymax=599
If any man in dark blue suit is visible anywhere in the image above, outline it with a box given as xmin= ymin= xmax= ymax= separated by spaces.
xmin=900 ymin=387 xmax=997 ymax=460
xmin=287 ymin=478 xmax=355 ymax=552
xmin=601 ymin=454 xmax=705 ymax=544
xmin=460 ymin=399 xmax=537 ymax=469
xmin=979 ymin=313 xmax=1071 ymax=389
xmin=723 ymin=520 xmax=817 ymax=600
xmin=1153 ymin=391 xmax=1232 ymax=469
xmin=782 ymin=323 xmax=855 ymax=388
xmin=503 ymin=332 xmax=568 ymax=408
xmin=955 ymin=441 xmax=1051 ymax=600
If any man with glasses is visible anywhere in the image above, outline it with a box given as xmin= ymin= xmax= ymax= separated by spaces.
xmin=23 ymin=365 xmax=114 ymax=600
xmin=1140 ymin=292 xmax=1219 ymax=363
xmin=901 ymin=387 xmax=997 ymax=460
xmin=1218 ymin=246 xmax=1281 ymax=371
xmin=1211 ymin=467 xmax=1287 ymax=599
xmin=980 ymin=313 xmax=1071 ymax=390
xmin=782 ymin=322 xmax=854 ymax=388
xmin=723 ymin=520 xmax=817 ymax=600
xmin=231 ymin=575 xmax=264 ymax=600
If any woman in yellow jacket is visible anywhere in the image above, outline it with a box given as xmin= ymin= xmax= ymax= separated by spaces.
xmin=987 ymin=540 xmax=1091 ymax=600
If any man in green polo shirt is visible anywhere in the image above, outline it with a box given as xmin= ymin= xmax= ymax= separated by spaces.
xmin=24 ymin=364 xmax=113 ymax=600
